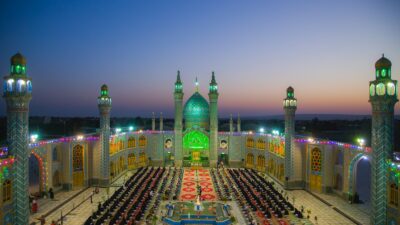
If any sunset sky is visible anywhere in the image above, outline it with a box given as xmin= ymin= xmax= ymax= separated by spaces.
xmin=1 ymin=0 xmax=399 ymax=117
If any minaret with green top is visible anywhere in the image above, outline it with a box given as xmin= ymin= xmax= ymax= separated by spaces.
xmin=3 ymin=53 xmax=32 ymax=225
xmin=98 ymin=84 xmax=112 ymax=186
xmin=208 ymin=72 xmax=219 ymax=167
xmin=174 ymin=71 xmax=184 ymax=167
xmin=283 ymin=86 xmax=297 ymax=189
xmin=369 ymin=54 xmax=397 ymax=225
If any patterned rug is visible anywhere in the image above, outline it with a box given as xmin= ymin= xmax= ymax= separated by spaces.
xmin=179 ymin=168 xmax=217 ymax=201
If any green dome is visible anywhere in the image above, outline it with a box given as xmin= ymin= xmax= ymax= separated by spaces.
xmin=184 ymin=92 xmax=209 ymax=130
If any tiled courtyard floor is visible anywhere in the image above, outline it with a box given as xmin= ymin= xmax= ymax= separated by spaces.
xmin=29 ymin=169 xmax=370 ymax=225
xmin=265 ymin=174 xmax=370 ymax=225
xmin=29 ymin=170 xmax=135 ymax=225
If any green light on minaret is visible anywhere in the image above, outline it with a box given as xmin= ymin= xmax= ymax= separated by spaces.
xmin=209 ymin=71 xmax=218 ymax=93
xmin=175 ymin=70 xmax=183 ymax=93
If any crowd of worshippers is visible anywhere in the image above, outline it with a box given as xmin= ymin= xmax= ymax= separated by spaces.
xmin=84 ymin=167 xmax=166 ymax=225
xmin=210 ymin=168 xmax=231 ymax=201
xmin=226 ymin=169 xmax=303 ymax=225
xmin=162 ymin=168 xmax=183 ymax=200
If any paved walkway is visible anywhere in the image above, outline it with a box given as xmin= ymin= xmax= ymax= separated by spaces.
xmin=29 ymin=170 xmax=135 ymax=225
xmin=313 ymin=192 xmax=370 ymax=225
xmin=264 ymin=173 xmax=368 ymax=225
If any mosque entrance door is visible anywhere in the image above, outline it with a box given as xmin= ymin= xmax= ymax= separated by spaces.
xmin=192 ymin=151 xmax=201 ymax=161
xmin=72 ymin=145 xmax=84 ymax=187
xmin=29 ymin=154 xmax=42 ymax=195
xmin=310 ymin=175 xmax=322 ymax=192
xmin=183 ymin=130 xmax=209 ymax=166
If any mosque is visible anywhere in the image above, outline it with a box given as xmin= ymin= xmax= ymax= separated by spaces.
xmin=0 ymin=53 xmax=400 ymax=225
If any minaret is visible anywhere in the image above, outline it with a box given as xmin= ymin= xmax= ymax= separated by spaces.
xmin=208 ymin=71 xmax=219 ymax=167
xmin=160 ymin=112 xmax=164 ymax=131
xmin=97 ymin=84 xmax=112 ymax=186
xmin=237 ymin=113 xmax=241 ymax=132
xmin=283 ymin=86 xmax=297 ymax=189
xmin=3 ymin=53 xmax=32 ymax=225
xmin=369 ymin=55 xmax=397 ymax=225
xmin=174 ymin=71 xmax=184 ymax=167
xmin=152 ymin=112 xmax=156 ymax=131
xmin=229 ymin=114 xmax=234 ymax=133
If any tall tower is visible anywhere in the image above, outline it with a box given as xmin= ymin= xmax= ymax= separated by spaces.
xmin=160 ymin=112 xmax=164 ymax=131
xmin=97 ymin=84 xmax=112 ymax=186
xmin=369 ymin=55 xmax=397 ymax=225
xmin=237 ymin=113 xmax=241 ymax=132
xmin=152 ymin=112 xmax=156 ymax=131
xmin=174 ymin=71 xmax=184 ymax=167
xmin=208 ymin=72 xmax=219 ymax=167
xmin=3 ymin=53 xmax=32 ymax=225
xmin=229 ymin=114 xmax=234 ymax=133
xmin=283 ymin=86 xmax=297 ymax=189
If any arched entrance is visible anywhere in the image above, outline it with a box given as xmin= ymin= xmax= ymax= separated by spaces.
xmin=72 ymin=145 xmax=84 ymax=187
xmin=310 ymin=147 xmax=322 ymax=192
xmin=256 ymin=155 xmax=265 ymax=171
xmin=183 ymin=130 xmax=209 ymax=166
xmin=246 ymin=153 xmax=254 ymax=168
xmin=29 ymin=153 xmax=42 ymax=196
xmin=354 ymin=156 xmax=371 ymax=204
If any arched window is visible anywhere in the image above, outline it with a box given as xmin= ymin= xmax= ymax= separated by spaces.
xmin=376 ymin=83 xmax=385 ymax=96
xmin=390 ymin=183 xmax=398 ymax=206
xmin=128 ymin=137 xmax=136 ymax=148
xmin=381 ymin=69 xmax=386 ymax=77
xmin=6 ymin=79 xmax=14 ymax=92
xmin=246 ymin=153 xmax=254 ymax=167
xmin=27 ymin=80 xmax=32 ymax=93
xmin=72 ymin=145 xmax=84 ymax=172
xmin=16 ymin=79 xmax=25 ymax=92
xmin=257 ymin=155 xmax=265 ymax=169
xmin=3 ymin=180 xmax=11 ymax=202
xmin=311 ymin=148 xmax=322 ymax=174
xmin=118 ymin=140 xmax=124 ymax=150
xmin=139 ymin=135 xmax=147 ymax=147
xmin=128 ymin=153 xmax=136 ymax=167
xmin=257 ymin=139 xmax=266 ymax=150
xmin=369 ymin=84 xmax=375 ymax=96
xmin=246 ymin=137 xmax=254 ymax=148
xmin=387 ymin=82 xmax=396 ymax=96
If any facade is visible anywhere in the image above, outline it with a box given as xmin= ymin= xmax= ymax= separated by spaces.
xmin=0 ymin=54 xmax=399 ymax=224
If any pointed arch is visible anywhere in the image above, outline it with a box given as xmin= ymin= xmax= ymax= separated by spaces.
xmin=72 ymin=144 xmax=84 ymax=187
xmin=139 ymin=135 xmax=147 ymax=147
xmin=246 ymin=153 xmax=254 ymax=168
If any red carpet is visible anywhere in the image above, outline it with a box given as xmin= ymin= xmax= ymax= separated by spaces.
xmin=179 ymin=168 xmax=217 ymax=201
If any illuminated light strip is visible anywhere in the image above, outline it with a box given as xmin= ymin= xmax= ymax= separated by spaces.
xmin=294 ymin=138 xmax=371 ymax=152
xmin=0 ymin=157 xmax=15 ymax=167
xmin=31 ymin=151 xmax=47 ymax=190
xmin=1 ymin=136 xmax=99 ymax=157
xmin=387 ymin=159 xmax=400 ymax=184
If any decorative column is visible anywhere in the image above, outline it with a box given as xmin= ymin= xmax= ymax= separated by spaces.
xmin=152 ymin=112 xmax=156 ymax=131
xmin=369 ymin=55 xmax=397 ymax=225
xmin=208 ymin=72 xmax=219 ymax=167
xmin=97 ymin=84 xmax=112 ymax=186
xmin=3 ymin=53 xmax=32 ymax=225
xmin=174 ymin=71 xmax=184 ymax=167
xmin=283 ymin=86 xmax=297 ymax=189
xmin=237 ymin=113 xmax=241 ymax=132
xmin=160 ymin=112 xmax=164 ymax=131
